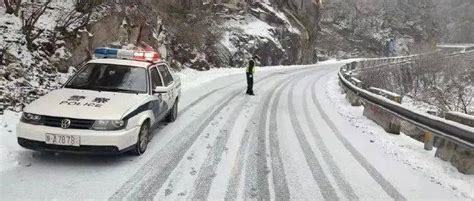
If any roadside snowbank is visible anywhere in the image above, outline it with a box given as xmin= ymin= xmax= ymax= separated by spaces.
xmin=326 ymin=73 xmax=474 ymax=199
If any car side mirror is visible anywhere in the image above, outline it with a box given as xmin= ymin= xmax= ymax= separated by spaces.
xmin=153 ymin=86 xmax=168 ymax=94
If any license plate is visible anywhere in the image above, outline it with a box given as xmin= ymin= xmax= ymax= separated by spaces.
xmin=45 ymin=134 xmax=80 ymax=147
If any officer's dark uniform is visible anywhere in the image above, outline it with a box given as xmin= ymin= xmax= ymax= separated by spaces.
xmin=246 ymin=59 xmax=255 ymax=95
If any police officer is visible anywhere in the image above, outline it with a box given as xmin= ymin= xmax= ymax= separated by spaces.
xmin=246 ymin=56 xmax=258 ymax=95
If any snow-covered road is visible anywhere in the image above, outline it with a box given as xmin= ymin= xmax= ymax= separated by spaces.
xmin=1 ymin=61 xmax=472 ymax=200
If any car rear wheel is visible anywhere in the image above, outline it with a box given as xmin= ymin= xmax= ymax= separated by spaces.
xmin=131 ymin=121 xmax=150 ymax=155
xmin=166 ymin=99 xmax=178 ymax=122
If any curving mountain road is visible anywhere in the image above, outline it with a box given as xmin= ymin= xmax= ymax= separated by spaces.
xmin=0 ymin=61 xmax=465 ymax=200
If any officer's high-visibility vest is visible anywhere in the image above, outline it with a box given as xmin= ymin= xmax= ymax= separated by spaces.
xmin=246 ymin=66 xmax=255 ymax=74
xmin=246 ymin=60 xmax=256 ymax=74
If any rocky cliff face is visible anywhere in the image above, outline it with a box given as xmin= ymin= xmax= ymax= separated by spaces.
xmin=71 ymin=0 xmax=445 ymax=66
xmin=61 ymin=0 xmax=322 ymax=69
xmin=433 ymin=0 xmax=474 ymax=43
xmin=316 ymin=0 xmax=438 ymax=58
xmin=272 ymin=0 xmax=321 ymax=63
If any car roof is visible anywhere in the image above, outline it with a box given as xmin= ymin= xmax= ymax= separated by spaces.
xmin=88 ymin=59 xmax=166 ymax=68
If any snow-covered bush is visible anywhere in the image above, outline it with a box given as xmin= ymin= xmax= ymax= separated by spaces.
xmin=359 ymin=52 xmax=474 ymax=114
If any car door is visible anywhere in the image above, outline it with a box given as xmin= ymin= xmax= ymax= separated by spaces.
xmin=149 ymin=66 xmax=165 ymax=120
xmin=157 ymin=64 xmax=175 ymax=113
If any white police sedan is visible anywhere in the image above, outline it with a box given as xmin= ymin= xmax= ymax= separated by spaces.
xmin=16 ymin=48 xmax=181 ymax=155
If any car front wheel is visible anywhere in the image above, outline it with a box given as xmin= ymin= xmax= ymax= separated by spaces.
xmin=131 ymin=121 xmax=150 ymax=155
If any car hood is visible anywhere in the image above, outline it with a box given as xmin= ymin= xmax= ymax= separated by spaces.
xmin=25 ymin=88 xmax=148 ymax=120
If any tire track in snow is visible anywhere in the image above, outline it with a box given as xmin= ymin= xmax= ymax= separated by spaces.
xmin=111 ymin=67 xmax=316 ymax=200
xmin=287 ymin=72 xmax=340 ymax=200
xmin=134 ymin=91 xmax=241 ymax=200
xmin=179 ymin=79 xmax=241 ymax=116
xmin=264 ymin=76 xmax=308 ymax=200
xmin=247 ymin=80 xmax=287 ymax=199
xmin=110 ymin=91 xmax=240 ymax=200
xmin=227 ymin=70 xmax=314 ymax=200
xmin=151 ymin=73 xmax=289 ymax=200
xmin=190 ymin=98 xmax=249 ymax=199
xmin=300 ymin=73 xmax=358 ymax=200
xmin=262 ymin=71 xmax=319 ymax=200
xmin=179 ymin=67 xmax=312 ymax=116
xmin=224 ymin=107 xmax=260 ymax=200
xmin=309 ymin=75 xmax=406 ymax=201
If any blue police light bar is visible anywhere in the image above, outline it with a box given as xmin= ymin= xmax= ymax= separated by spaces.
xmin=94 ymin=47 xmax=118 ymax=58
xmin=93 ymin=47 xmax=161 ymax=62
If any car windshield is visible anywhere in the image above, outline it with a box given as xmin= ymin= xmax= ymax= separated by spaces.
xmin=65 ymin=63 xmax=147 ymax=94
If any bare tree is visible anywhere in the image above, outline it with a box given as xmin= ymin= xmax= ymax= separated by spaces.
xmin=20 ymin=0 xmax=52 ymax=50
xmin=54 ymin=1 xmax=99 ymax=40
xmin=359 ymin=52 xmax=474 ymax=114
xmin=4 ymin=0 xmax=22 ymax=16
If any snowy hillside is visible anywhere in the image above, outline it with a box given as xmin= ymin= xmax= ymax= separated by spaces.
xmin=0 ymin=3 xmax=76 ymax=111
xmin=0 ymin=0 xmax=319 ymax=109
xmin=1 ymin=0 xmax=471 ymax=111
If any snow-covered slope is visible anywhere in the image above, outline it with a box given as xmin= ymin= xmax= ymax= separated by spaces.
xmin=0 ymin=4 xmax=74 ymax=111
xmin=317 ymin=0 xmax=438 ymax=57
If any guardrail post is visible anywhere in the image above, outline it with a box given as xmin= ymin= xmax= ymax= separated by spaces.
xmin=363 ymin=88 xmax=402 ymax=134
xmin=346 ymin=89 xmax=361 ymax=106
xmin=338 ymin=75 xmax=346 ymax=94
xmin=351 ymin=62 xmax=357 ymax=70
xmin=423 ymin=131 xmax=434 ymax=150
xmin=346 ymin=78 xmax=362 ymax=106
xmin=435 ymin=139 xmax=474 ymax=175
xmin=362 ymin=102 xmax=401 ymax=134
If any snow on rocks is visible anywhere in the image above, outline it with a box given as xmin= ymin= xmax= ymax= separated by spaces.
xmin=218 ymin=2 xmax=305 ymax=67
xmin=0 ymin=4 xmax=71 ymax=110
xmin=257 ymin=2 xmax=300 ymax=34
xmin=222 ymin=15 xmax=283 ymax=51
xmin=0 ymin=8 xmax=34 ymax=66
xmin=402 ymin=96 xmax=439 ymax=114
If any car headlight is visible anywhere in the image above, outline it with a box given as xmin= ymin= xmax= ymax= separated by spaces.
xmin=91 ymin=120 xmax=126 ymax=130
xmin=20 ymin=113 xmax=42 ymax=125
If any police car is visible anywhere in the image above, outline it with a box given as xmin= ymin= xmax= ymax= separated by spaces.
xmin=16 ymin=48 xmax=181 ymax=155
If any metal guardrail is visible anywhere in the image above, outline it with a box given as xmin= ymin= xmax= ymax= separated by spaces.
xmin=338 ymin=54 xmax=474 ymax=150
xmin=350 ymin=50 xmax=474 ymax=71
